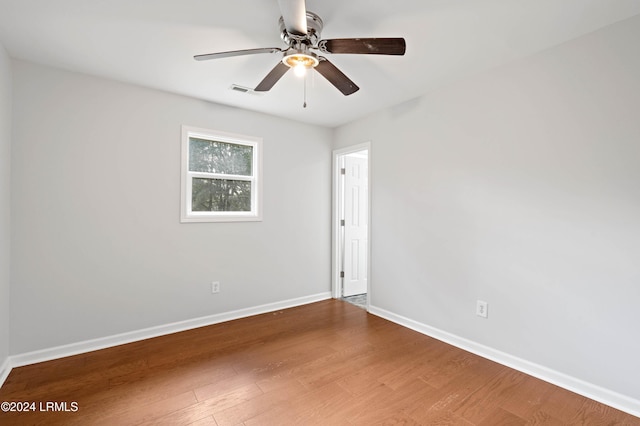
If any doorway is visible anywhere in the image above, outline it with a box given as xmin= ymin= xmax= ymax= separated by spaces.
xmin=333 ymin=143 xmax=370 ymax=310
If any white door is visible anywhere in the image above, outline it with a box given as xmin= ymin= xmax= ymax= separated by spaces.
xmin=342 ymin=154 xmax=368 ymax=296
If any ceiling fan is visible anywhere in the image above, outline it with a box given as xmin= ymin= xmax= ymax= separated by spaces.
xmin=194 ymin=0 xmax=406 ymax=96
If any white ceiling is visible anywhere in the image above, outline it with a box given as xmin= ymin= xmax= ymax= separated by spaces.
xmin=1 ymin=0 xmax=639 ymax=127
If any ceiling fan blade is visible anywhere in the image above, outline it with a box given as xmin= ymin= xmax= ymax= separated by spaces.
xmin=315 ymin=57 xmax=359 ymax=96
xmin=318 ymin=38 xmax=406 ymax=55
xmin=194 ymin=47 xmax=283 ymax=61
xmin=254 ymin=62 xmax=290 ymax=92
xmin=277 ymin=0 xmax=307 ymax=36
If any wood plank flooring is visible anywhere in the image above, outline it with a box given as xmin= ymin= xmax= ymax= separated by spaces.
xmin=1 ymin=299 xmax=638 ymax=425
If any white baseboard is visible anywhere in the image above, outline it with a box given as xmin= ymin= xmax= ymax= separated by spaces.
xmin=0 ymin=356 xmax=10 ymax=389
xmin=368 ymin=305 xmax=640 ymax=418
xmin=6 ymin=292 xmax=332 ymax=372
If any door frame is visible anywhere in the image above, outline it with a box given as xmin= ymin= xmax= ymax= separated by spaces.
xmin=332 ymin=142 xmax=371 ymax=307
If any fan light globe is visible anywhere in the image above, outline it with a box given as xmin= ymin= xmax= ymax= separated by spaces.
xmin=293 ymin=62 xmax=307 ymax=77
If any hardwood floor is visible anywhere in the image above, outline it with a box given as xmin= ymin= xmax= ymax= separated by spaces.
xmin=1 ymin=299 xmax=638 ymax=425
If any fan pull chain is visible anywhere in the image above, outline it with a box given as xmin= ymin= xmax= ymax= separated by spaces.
xmin=303 ymin=72 xmax=307 ymax=108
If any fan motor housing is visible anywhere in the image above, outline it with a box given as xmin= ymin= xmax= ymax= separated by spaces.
xmin=279 ymin=11 xmax=323 ymax=46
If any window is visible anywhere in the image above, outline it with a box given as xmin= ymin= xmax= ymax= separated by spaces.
xmin=181 ymin=126 xmax=262 ymax=222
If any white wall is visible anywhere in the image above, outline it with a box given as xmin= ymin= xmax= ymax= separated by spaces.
xmin=335 ymin=15 xmax=640 ymax=401
xmin=0 ymin=43 xmax=11 ymax=373
xmin=10 ymin=61 xmax=332 ymax=354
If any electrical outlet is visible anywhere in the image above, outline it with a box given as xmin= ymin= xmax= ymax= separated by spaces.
xmin=476 ymin=300 xmax=488 ymax=318
xmin=211 ymin=281 xmax=220 ymax=294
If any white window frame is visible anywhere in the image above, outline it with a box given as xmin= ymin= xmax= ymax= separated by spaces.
xmin=181 ymin=125 xmax=262 ymax=223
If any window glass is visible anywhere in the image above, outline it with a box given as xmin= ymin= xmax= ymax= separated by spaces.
xmin=189 ymin=138 xmax=253 ymax=176
xmin=191 ymin=178 xmax=252 ymax=212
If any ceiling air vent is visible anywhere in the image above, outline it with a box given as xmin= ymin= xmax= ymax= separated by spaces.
xmin=230 ymin=84 xmax=262 ymax=95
